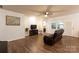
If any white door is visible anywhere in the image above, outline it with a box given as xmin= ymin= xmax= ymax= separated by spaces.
xmin=63 ymin=21 xmax=73 ymax=36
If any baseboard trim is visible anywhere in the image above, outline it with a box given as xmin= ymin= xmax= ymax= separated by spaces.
xmin=8 ymin=36 xmax=25 ymax=42
xmin=63 ymin=35 xmax=79 ymax=38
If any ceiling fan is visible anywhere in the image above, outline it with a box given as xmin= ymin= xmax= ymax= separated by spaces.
xmin=22 ymin=5 xmax=54 ymax=18
xmin=39 ymin=5 xmax=53 ymax=18
xmin=35 ymin=5 xmax=65 ymax=18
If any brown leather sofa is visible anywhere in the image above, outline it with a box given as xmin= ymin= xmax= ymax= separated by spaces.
xmin=43 ymin=29 xmax=64 ymax=46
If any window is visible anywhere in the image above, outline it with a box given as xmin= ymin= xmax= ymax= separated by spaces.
xmin=51 ymin=22 xmax=64 ymax=29
xmin=51 ymin=23 xmax=57 ymax=29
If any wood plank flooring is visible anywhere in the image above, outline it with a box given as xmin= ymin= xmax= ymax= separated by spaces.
xmin=8 ymin=35 xmax=79 ymax=53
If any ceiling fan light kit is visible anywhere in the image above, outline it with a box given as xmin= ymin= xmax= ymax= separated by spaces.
xmin=45 ymin=14 xmax=47 ymax=17
xmin=46 ymin=12 xmax=49 ymax=15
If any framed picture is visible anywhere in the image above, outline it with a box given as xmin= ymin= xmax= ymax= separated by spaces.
xmin=6 ymin=15 xmax=20 ymax=26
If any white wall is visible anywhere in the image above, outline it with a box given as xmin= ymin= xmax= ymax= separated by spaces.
xmin=46 ymin=13 xmax=79 ymax=37
xmin=24 ymin=16 xmax=43 ymax=30
xmin=0 ymin=9 xmax=25 ymax=41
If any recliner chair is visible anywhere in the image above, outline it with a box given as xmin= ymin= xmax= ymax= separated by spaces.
xmin=43 ymin=29 xmax=64 ymax=46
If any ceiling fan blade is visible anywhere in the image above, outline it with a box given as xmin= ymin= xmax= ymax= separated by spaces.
xmin=49 ymin=9 xmax=67 ymax=13
xmin=46 ymin=5 xmax=52 ymax=12
xmin=46 ymin=15 xmax=55 ymax=18
xmin=47 ymin=10 xmax=66 ymax=15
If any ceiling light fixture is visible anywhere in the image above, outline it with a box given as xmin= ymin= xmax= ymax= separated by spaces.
xmin=46 ymin=12 xmax=48 ymax=15
xmin=45 ymin=14 xmax=47 ymax=17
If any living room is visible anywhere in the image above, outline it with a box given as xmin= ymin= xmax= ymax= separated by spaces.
xmin=0 ymin=5 xmax=79 ymax=53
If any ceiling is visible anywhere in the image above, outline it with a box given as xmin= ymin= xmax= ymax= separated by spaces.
xmin=2 ymin=5 xmax=79 ymax=18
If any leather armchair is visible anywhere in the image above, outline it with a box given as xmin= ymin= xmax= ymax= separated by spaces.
xmin=43 ymin=29 xmax=64 ymax=45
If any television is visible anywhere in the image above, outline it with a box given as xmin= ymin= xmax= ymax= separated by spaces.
xmin=31 ymin=25 xmax=37 ymax=29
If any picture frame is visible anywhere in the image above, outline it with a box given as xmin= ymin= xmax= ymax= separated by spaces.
xmin=6 ymin=15 xmax=20 ymax=26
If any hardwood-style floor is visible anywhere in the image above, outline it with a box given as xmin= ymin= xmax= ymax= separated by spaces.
xmin=8 ymin=34 xmax=79 ymax=53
